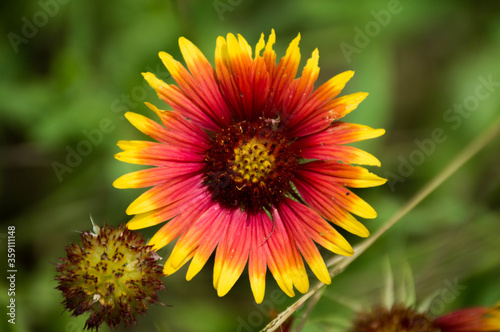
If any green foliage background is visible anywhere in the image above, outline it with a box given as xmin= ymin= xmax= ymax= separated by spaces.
xmin=1 ymin=0 xmax=499 ymax=331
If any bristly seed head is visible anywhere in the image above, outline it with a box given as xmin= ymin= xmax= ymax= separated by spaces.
xmin=350 ymin=304 xmax=439 ymax=332
xmin=203 ymin=118 xmax=299 ymax=212
xmin=55 ymin=224 xmax=165 ymax=331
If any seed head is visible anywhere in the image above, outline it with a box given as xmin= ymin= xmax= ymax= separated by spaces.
xmin=55 ymin=224 xmax=165 ymax=330
xmin=351 ymin=304 xmax=438 ymax=332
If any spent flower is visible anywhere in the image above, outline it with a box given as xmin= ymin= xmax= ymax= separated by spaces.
xmin=351 ymin=304 xmax=438 ymax=332
xmin=55 ymin=223 xmax=165 ymax=330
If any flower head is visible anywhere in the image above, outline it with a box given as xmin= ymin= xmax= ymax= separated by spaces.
xmin=351 ymin=304 xmax=438 ymax=332
xmin=55 ymin=224 xmax=165 ymax=330
xmin=114 ymin=30 xmax=386 ymax=303
xmin=434 ymin=303 xmax=500 ymax=332
xmin=345 ymin=260 xmax=439 ymax=332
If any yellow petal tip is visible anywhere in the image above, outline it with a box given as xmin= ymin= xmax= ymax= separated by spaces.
xmin=358 ymin=228 xmax=370 ymax=238
xmin=112 ymin=177 xmax=126 ymax=189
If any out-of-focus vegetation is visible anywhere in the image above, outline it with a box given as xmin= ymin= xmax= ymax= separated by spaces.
xmin=1 ymin=0 xmax=499 ymax=331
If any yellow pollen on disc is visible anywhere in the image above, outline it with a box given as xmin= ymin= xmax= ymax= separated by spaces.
xmin=232 ymin=138 xmax=275 ymax=185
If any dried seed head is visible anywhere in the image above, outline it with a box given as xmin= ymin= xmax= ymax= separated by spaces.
xmin=350 ymin=304 xmax=438 ymax=332
xmin=55 ymin=224 xmax=165 ymax=330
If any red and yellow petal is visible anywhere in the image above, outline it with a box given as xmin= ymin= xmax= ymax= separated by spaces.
xmin=243 ymin=33 xmax=273 ymax=120
xmin=299 ymin=161 xmax=387 ymax=189
xmin=290 ymin=90 xmax=368 ymax=138
xmin=125 ymin=174 xmax=203 ymax=215
xmin=164 ymin=204 xmax=224 ymax=275
xmin=113 ymin=163 xmax=203 ymax=189
xmin=267 ymin=33 xmax=301 ymax=115
xmin=435 ymin=304 xmax=500 ymax=332
xmin=262 ymin=29 xmax=277 ymax=77
xmin=294 ymin=122 xmax=385 ymax=155
xmin=142 ymin=72 xmax=221 ymax=131
xmin=317 ymin=91 xmax=369 ymax=119
xmin=213 ymin=209 xmax=250 ymax=297
xmin=293 ymin=175 xmax=371 ymax=237
xmin=287 ymin=71 xmax=355 ymax=136
xmin=124 ymin=107 xmax=210 ymax=151
xmin=158 ymin=50 xmax=230 ymax=130
xmin=146 ymin=192 xmax=212 ymax=251
xmin=186 ymin=210 xmax=232 ymax=281
xmin=269 ymin=208 xmax=310 ymax=295
xmin=281 ymin=198 xmax=353 ymax=256
xmin=276 ymin=201 xmax=332 ymax=285
xmin=296 ymin=92 xmax=369 ymax=137
xmin=282 ymin=48 xmax=320 ymax=119
xmin=248 ymin=213 xmax=268 ymax=303
xmin=324 ymin=122 xmax=385 ymax=144
xmin=178 ymin=37 xmax=232 ymax=125
xmin=254 ymin=33 xmax=266 ymax=59
xmin=297 ymin=143 xmax=381 ymax=166
xmin=125 ymin=185 xmax=206 ymax=231
xmin=296 ymin=174 xmax=377 ymax=219
xmin=225 ymin=33 xmax=253 ymax=77
xmin=214 ymin=36 xmax=242 ymax=119
xmin=123 ymin=112 xmax=172 ymax=144
xmin=216 ymin=220 xmax=251 ymax=296
xmin=222 ymin=34 xmax=253 ymax=119
xmin=115 ymin=140 xmax=204 ymax=165
xmin=295 ymin=163 xmax=384 ymax=219
xmin=249 ymin=53 xmax=271 ymax=118
xmin=258 ymin=212 xmax=295 ymax=297
xmin=144 ymin=103 xmax=208 ymax=140
xmin=288 ymin=239 xmax=309 ymax=294
xmin=215 ymin=33 xmax=273 ymax=122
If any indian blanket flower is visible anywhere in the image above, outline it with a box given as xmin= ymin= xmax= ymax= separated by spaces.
xmin=114 ymin=30 xmax=386 ymax=303
xmin=55 ymin=223 xmax=165 ymax=330
xmin=434 ymin=303 xmax=500 ymax=332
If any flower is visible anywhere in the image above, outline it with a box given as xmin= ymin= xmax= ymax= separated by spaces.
xmin=114 ymin=29 xmax=386 ymax=303
xmin=345 ymin=260 xmax=439 ymax=332
xmin=351 ymin=304 xmax=438 ymax=332
xmin=434 ymin=303 xmax=500 ymax=332
xmin=55 ymin=223 xmax=165 ymax=330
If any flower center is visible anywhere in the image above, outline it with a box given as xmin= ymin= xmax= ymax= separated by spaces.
xmin=232 ymin=137 xmax=275 ymax=186
xmin=204 ymin=119 xmax=298 ymax=212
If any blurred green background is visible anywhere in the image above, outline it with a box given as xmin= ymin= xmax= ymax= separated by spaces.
xmin=1 ymin=0 xmax=500 ymax=331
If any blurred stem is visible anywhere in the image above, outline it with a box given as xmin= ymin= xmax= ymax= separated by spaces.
xmin=262 ymin=115 xmax=500 ymax=332
xmin=293 ymin=287 xmax=326 ymax=332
